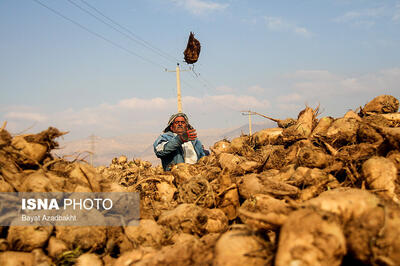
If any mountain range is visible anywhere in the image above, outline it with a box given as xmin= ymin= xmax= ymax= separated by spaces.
xmin=54 ymin=122 xmax=274 ymax=166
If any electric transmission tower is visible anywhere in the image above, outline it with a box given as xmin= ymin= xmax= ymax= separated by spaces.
xmin=89 ymin=134 xmax=98 ymax=166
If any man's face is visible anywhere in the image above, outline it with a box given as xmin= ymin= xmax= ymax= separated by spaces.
xmin=170 ymin=116 xmax=187 ymax=134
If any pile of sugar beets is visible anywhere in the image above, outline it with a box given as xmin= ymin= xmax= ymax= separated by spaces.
xmin=1 ymin=94 xmax=400 ymax=266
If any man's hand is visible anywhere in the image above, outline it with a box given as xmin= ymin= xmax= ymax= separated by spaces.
xmin=179 ymin=129 xmax=197 ymax=142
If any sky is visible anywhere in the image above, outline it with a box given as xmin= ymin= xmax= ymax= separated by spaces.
xmin=1 ymin=0 xmax=399 ymax=142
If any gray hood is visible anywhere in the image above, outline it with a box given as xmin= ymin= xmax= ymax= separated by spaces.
xmin=163 ymin=112 xmax=193 ymax=133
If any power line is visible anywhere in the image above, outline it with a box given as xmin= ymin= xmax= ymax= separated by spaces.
xmin=80 ymin=0 xmax=180 ymax=63
xmin=74 ymin=1 xmax=219 ymax=97
xmin=185 ymin=69 xmax=210 ymax=95
xmin=188 ymin=67 xmax=213 ymax=89
xmin=32 ymin=0 xmax=239 ymax=115
xmin=69 ymin=1 xmax=228 ymax=109
xmin=68 ymin=0 xmax=180 ymax=64
xmin=33 ymin=0 xmax=217 ymax=93
xmin=198 ymin=72 xmax=219 ymax=90
xmin=183 ymin=68 xmax=216 ymax=95
xmin=180 ymin=78 xmax=200 ymax=92
xmin=32 ymin=0 xmax=167 ymax=69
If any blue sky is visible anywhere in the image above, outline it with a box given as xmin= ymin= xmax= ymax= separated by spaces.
xmin=1 ymin=0 xmax=399 ymax=141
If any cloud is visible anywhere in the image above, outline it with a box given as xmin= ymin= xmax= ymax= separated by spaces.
xmin=276 ymin=103 xmax=303 ymax=112
xmin=247 ymin=85 xmax=265 ymax=93
xmin=5 ymin=112 xmax=47 ymax=122
xmin=393 ymin=2 xmax=400 ymax=21
xmin=277 ymin=93 xmax=304 ymax=103
xmin=101 ymin=94 xmax=269 ymax=113
xmin=272 ymin=68 xmax=400 ymax=116
xmin=3 ymin=68 xmax=398 ymax=140
xmin=207 ymin=94 xmax=270 ymax=110
xmin=241 ymin=17 xmax=258 ymax=25
xmin=171 ymin=0 xmax=228 ymax=15
xmin=354 ymin=20 xmax=375 ymax=28
xmin=285 ymin=68 xmax=400 ymax=97
xmin=334 ymin=3 xmax=400 ymax=25
xmin=264 ymin=16 xmax=312 ymax=37
xmin=285 ymin=70 xmax=336 ymax=80
xmin=117 ymin=97 xmax=174 ymax=110
xmin=1 ymin=93 xmax=271 ymax=139
xmin=294 ymin=27 xmax=311 ymax=36
xmin=215 ymin=85 xmax=234 ymax=93
xmin=274 ymin=93 xmax=305 ymax=113
xmin=334 ymin=7 xmax=384 ymax=22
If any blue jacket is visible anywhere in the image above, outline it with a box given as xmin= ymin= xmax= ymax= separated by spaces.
xmin=153 ymin=131 xmax=206 ymax=171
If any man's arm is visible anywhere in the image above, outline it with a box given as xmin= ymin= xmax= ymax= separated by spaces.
xmin=153 ymin=133 xmax=184 ymax=158
xmin=193 ymin=139 xmax=206 ymax=159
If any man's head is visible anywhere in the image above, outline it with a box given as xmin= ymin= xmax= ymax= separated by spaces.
xmin=170 ymin=116 xmax=187 ymax=134
xmin=164 ymin=113 xmax=192 ymax=133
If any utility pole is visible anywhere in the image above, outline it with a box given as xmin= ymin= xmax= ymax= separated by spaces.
xmin=176 ymin=64 xmax=182 ymax=112
xmin=166 ymin=63 xmax=191 ymax=113
xmin=241 ymin=110 xmax=255 ymax=136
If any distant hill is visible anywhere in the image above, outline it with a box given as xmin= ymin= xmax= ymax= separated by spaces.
xmin=55 ymin=122 xmax=275 ymax=167
xmin=217 ymin=122 xmax=275 ymax=140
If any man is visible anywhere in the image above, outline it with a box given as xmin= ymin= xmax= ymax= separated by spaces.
xmin=153 ymin=113 xmax=206 ymax=171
